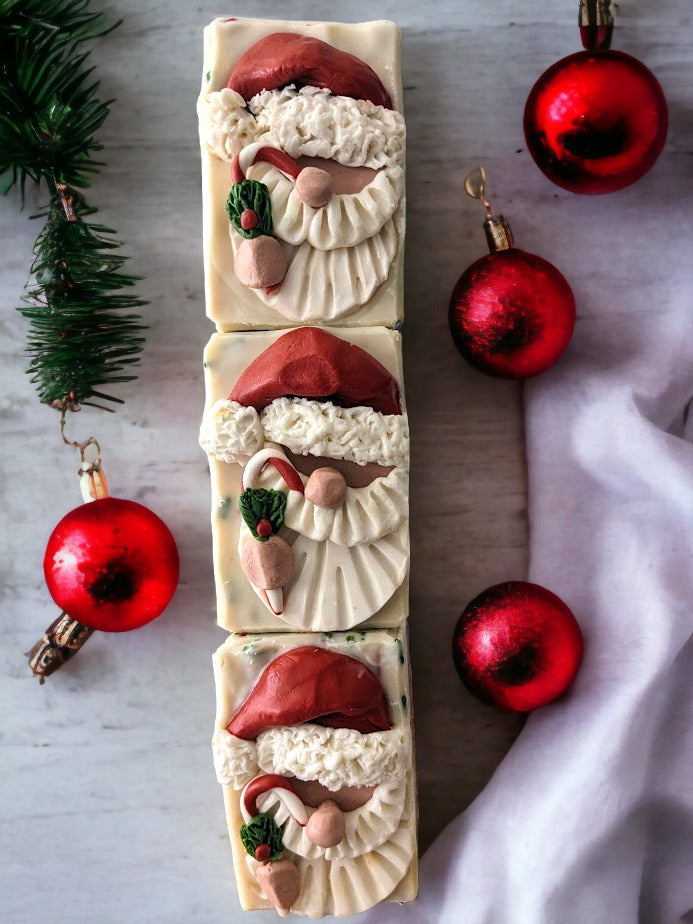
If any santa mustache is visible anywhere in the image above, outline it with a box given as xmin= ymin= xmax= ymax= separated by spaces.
xmin=241 ymin=773 xmax=371 ymax=850
xmin=226 ymin=139 xmax=404 ymax=319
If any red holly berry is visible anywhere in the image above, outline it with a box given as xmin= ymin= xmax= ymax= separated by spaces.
xmin=240 ymin=208 xmax=258 ymax=231
xmin=256 ymin=518 xmax=273 ymax=538
xmin=255 ymin=843 xmax=271 ymax=863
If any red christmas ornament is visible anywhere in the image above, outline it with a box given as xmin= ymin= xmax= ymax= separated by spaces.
xmin=44 ymin=497 xmax=179 ymax=632
xmin=452 ymin=581 xmax=584 ymax=712
xmin=449 ymin=168 xmax=575 ymax=379
xmin=523 ymin=0 xmax=668 ymax=194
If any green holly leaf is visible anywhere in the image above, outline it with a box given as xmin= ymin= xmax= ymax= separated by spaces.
xmin=226 ymin=179 xmax=273 ymax=239
xmin=240 ymin=812 xmax=285 ymax=860
xmin=239 ymin=488 xmax=287 ymax=541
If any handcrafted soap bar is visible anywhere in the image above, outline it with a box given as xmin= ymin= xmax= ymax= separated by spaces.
xmin=200 ymin=326 xmax=410 ymax=633
xmin=212 ymin=629 xmax=417 ymax=917
xmin=198 ymin=18 xmax=405 ymax=331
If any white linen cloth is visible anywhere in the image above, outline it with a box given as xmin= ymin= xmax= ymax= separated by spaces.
xmin=362 ymin=211 xmax=693 ymax=923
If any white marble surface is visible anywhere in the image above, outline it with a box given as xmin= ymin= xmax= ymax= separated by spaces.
xmin=1 ymin=2 xmax=689 ymax=922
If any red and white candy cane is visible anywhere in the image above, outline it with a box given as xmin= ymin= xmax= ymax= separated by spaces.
xmin=241 ymin=773 xmax=308 ymax=827
xmin=241 ymin=446 xmax=304 ymax=495
xmin=241 ymin=447 xmax=303 ymax=616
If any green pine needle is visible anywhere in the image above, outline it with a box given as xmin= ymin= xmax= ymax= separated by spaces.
xmin=0 ymin=0 xmax=115 ymax=194
xmin=1 ymin=0 xmax=145 ymax=409
xmin=19 ymin=195 xmax=146 ymax=407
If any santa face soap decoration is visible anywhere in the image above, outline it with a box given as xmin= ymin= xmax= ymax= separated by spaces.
xmin=198 ymin=19 xmax=405 ymax=330
xmin=212 ymin=631 xmax=417 ymax=917
xmin=200 ymin=326 xmax=410 ymax=633
xmin=198 ymin=18 xmax=416 ymax=918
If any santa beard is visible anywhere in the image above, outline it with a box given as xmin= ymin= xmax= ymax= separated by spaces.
xmin=229 ymin=157 xmax=404 ymax=324
xmin=250 ymin=775 xmax=415 ymax=918
xmin=199 ymin=84 xmax=406 ymax=324
xmin=198 ymin=84 xmax=406 ymax=327
xmin=243 ymin=443 xmax=409 ymax=631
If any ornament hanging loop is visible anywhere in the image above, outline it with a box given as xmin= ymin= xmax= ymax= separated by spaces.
xmin=464 ymin=167 xmax=514 ymax=254
xmin=60 ymin=408 xmax=101 ymax=468
xmin=464 ymin=166 xmax=492 ymax=215
xmin=579 ymin=0 xmax=614 ymax=50
xmin=59 ymin=408 xmax=108 ymax=504
xmin=60 ymin=410 xmax=108 ymax=504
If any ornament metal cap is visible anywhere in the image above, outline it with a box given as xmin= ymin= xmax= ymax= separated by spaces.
xmin=579 ymin=0 xmax=614 ymax=51
xmin=464 ymin=167 xmax=514 ymax=254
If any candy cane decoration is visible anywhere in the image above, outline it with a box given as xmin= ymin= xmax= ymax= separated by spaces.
xmin=240 ymin=447 xmax=302 ymax=616
xmin=241 ymin=774 xmax=308 ymax=827
xmin=231 ymin=145 xmax=333 ymax=209
xmin=228 ymin=143 xmax=334 ymax=295
xmin=242 ymin=446 xmax=304 ymax=494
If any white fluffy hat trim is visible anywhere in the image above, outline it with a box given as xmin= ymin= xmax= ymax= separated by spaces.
xmin=200 ymin=396 xmax=409 ymax=468
xmin=199 ymin=85 xmax=405 ymax=169
xmin=213 ymin=723 xmax=411 ymax=792
xmin=198 ymin=398 xmax=263 ymax=465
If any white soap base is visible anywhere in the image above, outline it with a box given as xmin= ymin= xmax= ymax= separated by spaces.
xmin=199 ymin=18 xmax=405 ymax=332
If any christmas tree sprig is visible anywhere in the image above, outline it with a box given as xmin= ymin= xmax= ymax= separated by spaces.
xmin=0 ymin=0 xmax=145 ymax=410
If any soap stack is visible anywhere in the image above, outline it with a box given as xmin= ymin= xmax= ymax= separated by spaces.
xmin=197 ymin=17 xmax=416 ymax=917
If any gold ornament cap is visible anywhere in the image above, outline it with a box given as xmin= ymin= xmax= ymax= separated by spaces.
xmin=465 ymin=167 xmax=514 ymax=254
xmin=579 ymin=0 xmax=614 ymax=50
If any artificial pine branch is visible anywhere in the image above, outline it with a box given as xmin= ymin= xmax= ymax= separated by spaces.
xmin=21 ymin=193 xmax=146 ymax=407
xmin=0 ymin=0 xmax=145 ymax=409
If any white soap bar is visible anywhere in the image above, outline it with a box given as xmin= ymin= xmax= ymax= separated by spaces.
xmin=198 ymin=18 xmax=405 ymax=331
xmin=212 ymin=629 xmax=418 ymax=917
xmin=200 ymin=326 xmax=410 ymax=634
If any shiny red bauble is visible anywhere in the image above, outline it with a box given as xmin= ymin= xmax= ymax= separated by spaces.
xmin=449 ymin=248 xmax=576 ymax=378
xmin=44 ymin=497 xmax=179 ymax=632
xmin=524 ymin=49 xmax=668 ymax=195
xmin=452 ymin=581 xmax=584 ymax=712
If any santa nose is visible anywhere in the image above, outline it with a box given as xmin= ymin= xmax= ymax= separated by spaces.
xmin=305 ymin=799 xmax=346 ymax=848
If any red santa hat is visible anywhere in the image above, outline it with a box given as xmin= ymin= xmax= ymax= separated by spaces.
xmin=212 ymin=646 xmax=411 ymax=792
xmin=227 ymin=646 xmax=392 ymax=738
xmin=199 ymin=328 xmax=409 ymax=468
xmin=230 ymin=327 xmax=400 ymax=415
xmin=199 ymin=33 xmax=405 ymax=171
xmin=227 ymin=33 xmax=393 ymax=109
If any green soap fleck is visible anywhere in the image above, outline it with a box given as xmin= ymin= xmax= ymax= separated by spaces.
xmin=323 ymin=632 xmax=334 ymax=640
xmin=217 ymin=496 xmax=232 ymax=519
xmin=396 ymin=638 xmax=405 ymax=664
xmin=205 ymin=70 xmax=211 ymax=81
xmin=346 ymin=635 xmax=355 ymax=642
xmin=401 ymin=694 xmax=408 ymax=711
